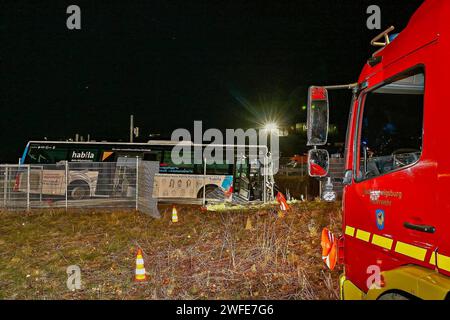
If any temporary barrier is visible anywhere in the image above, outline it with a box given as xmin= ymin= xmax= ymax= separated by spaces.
xmin=0 ymin=158 xmax=273 ymax=213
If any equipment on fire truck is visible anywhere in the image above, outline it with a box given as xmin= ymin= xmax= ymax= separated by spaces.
xmin=370 ymin=26 xmax=396 ymax=47
xmin=321 ymin=228 xmax=337 ymax=271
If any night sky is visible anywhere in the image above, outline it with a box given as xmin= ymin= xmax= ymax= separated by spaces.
xmin=1 ymin=0 xmax=423 ymax=162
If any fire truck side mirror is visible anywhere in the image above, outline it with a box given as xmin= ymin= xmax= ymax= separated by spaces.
xmin=307 ymin=86 xmax=329 ymax=146
xmin=308 ymin=149 xmax=329 ymax=178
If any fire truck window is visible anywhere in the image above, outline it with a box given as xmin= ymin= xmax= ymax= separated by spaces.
xmin=357 ymin=71 xmax=424 ymax=181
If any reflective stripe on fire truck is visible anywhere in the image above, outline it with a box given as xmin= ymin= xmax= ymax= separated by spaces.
xmin=355 ymin=229 xmax=371 ymax=242
xmin=371 ymin=234 xmax=393 ymax=250
xmin=437 ymin=254 xmax=450 ymax=272
xmin=394 ymin=241 xmax=427 ymax=262
xmin=345 ymin=226 xmax=355 ymax=237
xmin=430 ymin=251 xmax=436 ymax=265
xmin=345 ymin=225 xmax=450 ymax=272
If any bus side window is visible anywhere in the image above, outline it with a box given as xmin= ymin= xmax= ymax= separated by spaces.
xmin=143 ymin=152 xmax=161 ymax=162
xmin=29 ymin=148 xmax=68 ymax=164
xmin=161 ymin=150 xmax=195 ymax=174
xmin=213 ymin=163 xmax=233 ymax=175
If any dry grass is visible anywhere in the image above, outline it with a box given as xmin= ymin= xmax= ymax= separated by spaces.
xmin=0 ymin=202 xmax=341 ymax=300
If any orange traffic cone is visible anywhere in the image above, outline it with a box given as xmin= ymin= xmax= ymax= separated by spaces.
xmin=172 ymin=206 xmax=178 ymax=223
xmin=135 ymin=248 xmax=147 ymax=282
xmin=276 ymin=192 xmax=290 ymax=211
xmin=245 ymin=216 xmax=253 ymax=230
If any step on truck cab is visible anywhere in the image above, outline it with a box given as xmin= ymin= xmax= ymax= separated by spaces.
xmin=307 ymin=0 xmax=450 ymax=300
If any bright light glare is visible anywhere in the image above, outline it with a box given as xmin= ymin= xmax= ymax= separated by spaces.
xmin=263 ymin=122 xmax=279 ymax=132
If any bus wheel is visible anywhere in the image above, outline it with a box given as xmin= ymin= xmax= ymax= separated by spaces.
xmin=197 ymin=185 xmax=221 ymax=200
xmin=68 ymin=181 xmax=90 ymax=200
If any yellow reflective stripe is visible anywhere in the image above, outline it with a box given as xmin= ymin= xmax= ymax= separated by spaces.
xmin=345 ymin=226 xmax=355 ymax=237
xmin=372 ymin=234 xmax=393 ymax=250
xmin=356 ymin=229 xmax=371 ymax=242
xmin=430 ymin=251 xmax=436 ymax=266
xmin=346 ymin=226 xmax=448 ymax=269
xmin=395 ymin=241 xmax=427 ymax=261
xmin=437 ymin=254 xmax=450 ymax=272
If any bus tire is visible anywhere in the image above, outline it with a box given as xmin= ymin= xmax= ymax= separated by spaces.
xmin=68 ymin=180 xmax=90 ymax=200
xmin=197 ymin=185 xmax=220 ymax=199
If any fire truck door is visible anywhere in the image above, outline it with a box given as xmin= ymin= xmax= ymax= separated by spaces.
xmin=344 ymin=67 xmax=439 ymax=291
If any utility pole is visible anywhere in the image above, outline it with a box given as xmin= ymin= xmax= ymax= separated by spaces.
xmin=130 ymin=114 xmax=134 ymax=143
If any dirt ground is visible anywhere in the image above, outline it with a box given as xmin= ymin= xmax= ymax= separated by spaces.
xmin=0 ymin=202 xmax=342 ymax=300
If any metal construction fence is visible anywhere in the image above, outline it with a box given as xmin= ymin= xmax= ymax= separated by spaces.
xmin=277 ymin=157 xmax=308 ymax=177
xmin=0 ymin=161 xmax=140 ymax=211
xmin=0 ymin=160 xmax=273 ymax=215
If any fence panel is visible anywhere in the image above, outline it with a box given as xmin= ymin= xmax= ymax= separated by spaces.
xmin=0 ymin=159 xmax=274 ymax=211
xmin=278 ymin=157 xmax=308 ymax=177
xmin=0 ymin=165 xmax=29 ymax=210
xmin=64 ymin=161 xmax=137 ymax=209
xmin=0 ymin=162 xmax=139 ymax=211
xmin=136 ymin=160 xmax=160 ymax=217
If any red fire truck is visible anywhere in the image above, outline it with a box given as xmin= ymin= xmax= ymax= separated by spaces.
xmin=307 ymin=0 xmax=450 ymax=300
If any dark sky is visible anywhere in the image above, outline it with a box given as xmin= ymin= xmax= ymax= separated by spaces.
xmin=1 ymin=0 xmax=423 ymax=162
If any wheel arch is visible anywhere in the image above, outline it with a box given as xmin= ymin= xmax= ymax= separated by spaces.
xmin=365 ymin=265 xmax=450 ymax=300
xmin=68 ymin=179 xmax=92 ymax=198
xmin=196 ymin=184 xmax=220 ymax=198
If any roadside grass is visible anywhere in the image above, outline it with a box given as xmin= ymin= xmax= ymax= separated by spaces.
xmin=0 ymin=202 xmax=341 ymax=300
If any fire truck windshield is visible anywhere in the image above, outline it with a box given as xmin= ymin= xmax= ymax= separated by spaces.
xmin=356 ymin=68 xmax=424 ymax=181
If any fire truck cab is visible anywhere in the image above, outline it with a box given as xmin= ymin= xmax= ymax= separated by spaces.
xmin=307 ymin=0 xmax=450 ymax=300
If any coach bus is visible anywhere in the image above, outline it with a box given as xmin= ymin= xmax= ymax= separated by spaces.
xmin=17 ymin=141 xmax=273 ymax=202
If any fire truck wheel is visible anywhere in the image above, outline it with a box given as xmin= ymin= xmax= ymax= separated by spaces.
xmin=378 ymin=292 xmax=411 ymax=300
xmin=68 ymin=181 xmax=90 ymax=200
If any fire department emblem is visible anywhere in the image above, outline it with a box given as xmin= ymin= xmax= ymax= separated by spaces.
xmin=376 ymin=209 xmax=385 ymax=230
xmin=370 ymin=191 xmax=381 ymax=201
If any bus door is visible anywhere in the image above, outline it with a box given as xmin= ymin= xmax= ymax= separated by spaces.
xmin=249 ymin=158 xmax=263 ymax=201
xmin=234 ymin=156 xmax=250 ymax=200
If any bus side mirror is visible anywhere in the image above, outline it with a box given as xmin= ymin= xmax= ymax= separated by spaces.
xmin=307 ymin=86 xmax=329 ymax=146
xmin=308 ymin=149 xmax=329 ymax=178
